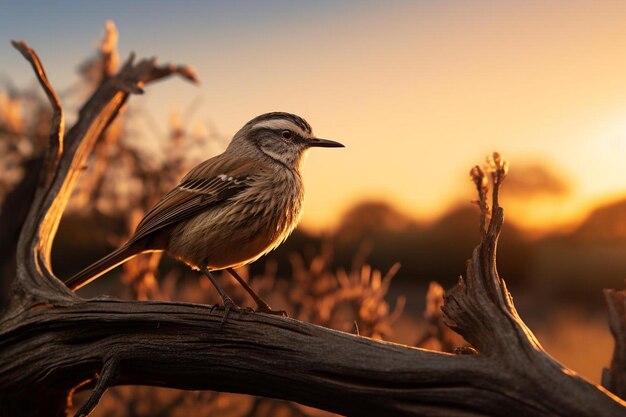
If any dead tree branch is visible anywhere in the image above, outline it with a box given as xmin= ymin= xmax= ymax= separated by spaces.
xmin=7 ymin=41 xmax=198 ymax=314
xmin=603 ymin=286 xmax=626 ymax=398
xmin=0 ymin=36 xmax=625 ymax=417
xmin=441 ymin=155 xmax=625 ymax=415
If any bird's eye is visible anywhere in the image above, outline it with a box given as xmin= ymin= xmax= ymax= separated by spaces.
xmin=281 ymin=130 xmax=293 ymax=140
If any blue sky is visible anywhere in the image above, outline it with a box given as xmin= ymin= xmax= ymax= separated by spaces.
xmin=1 ymin=0 xmax=367 ymax=87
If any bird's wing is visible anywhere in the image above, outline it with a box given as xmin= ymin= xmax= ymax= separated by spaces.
xmin=128 ymin=154 xmax=263 ymax=244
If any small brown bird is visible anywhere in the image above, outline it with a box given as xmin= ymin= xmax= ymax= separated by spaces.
xmin=66 ymin=112 xmax=343 ymax=316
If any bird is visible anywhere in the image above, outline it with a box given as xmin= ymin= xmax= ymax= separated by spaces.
xmin=66 ymin=112 xmax=344 ymax=318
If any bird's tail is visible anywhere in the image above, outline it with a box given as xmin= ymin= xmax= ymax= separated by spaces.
xmin=65 ymin=244 xmax=140 ymax=291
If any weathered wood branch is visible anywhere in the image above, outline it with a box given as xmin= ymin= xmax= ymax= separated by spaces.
xmin=3 ymin=297 xmax=622 ymax=417
xmin=603 ymin=287 xmax=626 ymax=398
xmin=1 ymin=43 xmax=64 ymax=309
xmin=1 ymin=34 xmax=625 ymax=417
xmin=443 ymin=205 xmax=624 ymax=415
xmin=0 ymin=299 xmax=529 ymax=417
xmin=73 ymin=356 xmax=119 ymax=417
xmin=443 ymin=162 xmax=625 ymax=415
xmin=7 ymin=41 xmax=198 ymax=314
xmin=8 ymin=44 xmax=72 ymax=312
xmin=11 ymin=41 xmax=64 ymax=187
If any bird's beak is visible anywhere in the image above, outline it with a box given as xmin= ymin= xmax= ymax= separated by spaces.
xmin=307 ymin=137 xmax=345 ymax=148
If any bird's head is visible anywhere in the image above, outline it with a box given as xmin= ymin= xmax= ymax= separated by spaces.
xmin=228 ymin=112 xmax=344 ymax=169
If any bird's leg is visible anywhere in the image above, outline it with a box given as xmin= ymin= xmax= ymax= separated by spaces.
xmin=226 ymin=268 xmax=288 ymax=317
xmin=201 ymin=267 xmax=247 ymax=326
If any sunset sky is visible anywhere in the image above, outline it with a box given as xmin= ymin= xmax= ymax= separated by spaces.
xmin=3 ymin=1 xmax=626 ymax=233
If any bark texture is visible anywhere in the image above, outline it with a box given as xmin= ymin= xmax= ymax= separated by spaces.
xmin=603 ymin=287 xmax=626 ymax=399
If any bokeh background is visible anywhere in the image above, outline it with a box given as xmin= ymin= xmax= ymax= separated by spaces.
xmin=2 ymin=1 xmax=626 ymax=415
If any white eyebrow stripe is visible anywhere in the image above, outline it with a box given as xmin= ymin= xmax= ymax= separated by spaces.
xmin=251 ymin=119 xmax=310 ymax=138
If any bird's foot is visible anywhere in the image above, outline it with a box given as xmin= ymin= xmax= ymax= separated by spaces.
xmin=212 ymin=296 xmax=254 ymax=328
xmin=255 ymin=301 xmax=288 ymax=317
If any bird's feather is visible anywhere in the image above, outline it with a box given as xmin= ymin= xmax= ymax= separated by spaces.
xmin=128 ymin=155 xmax=264 ymax=244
